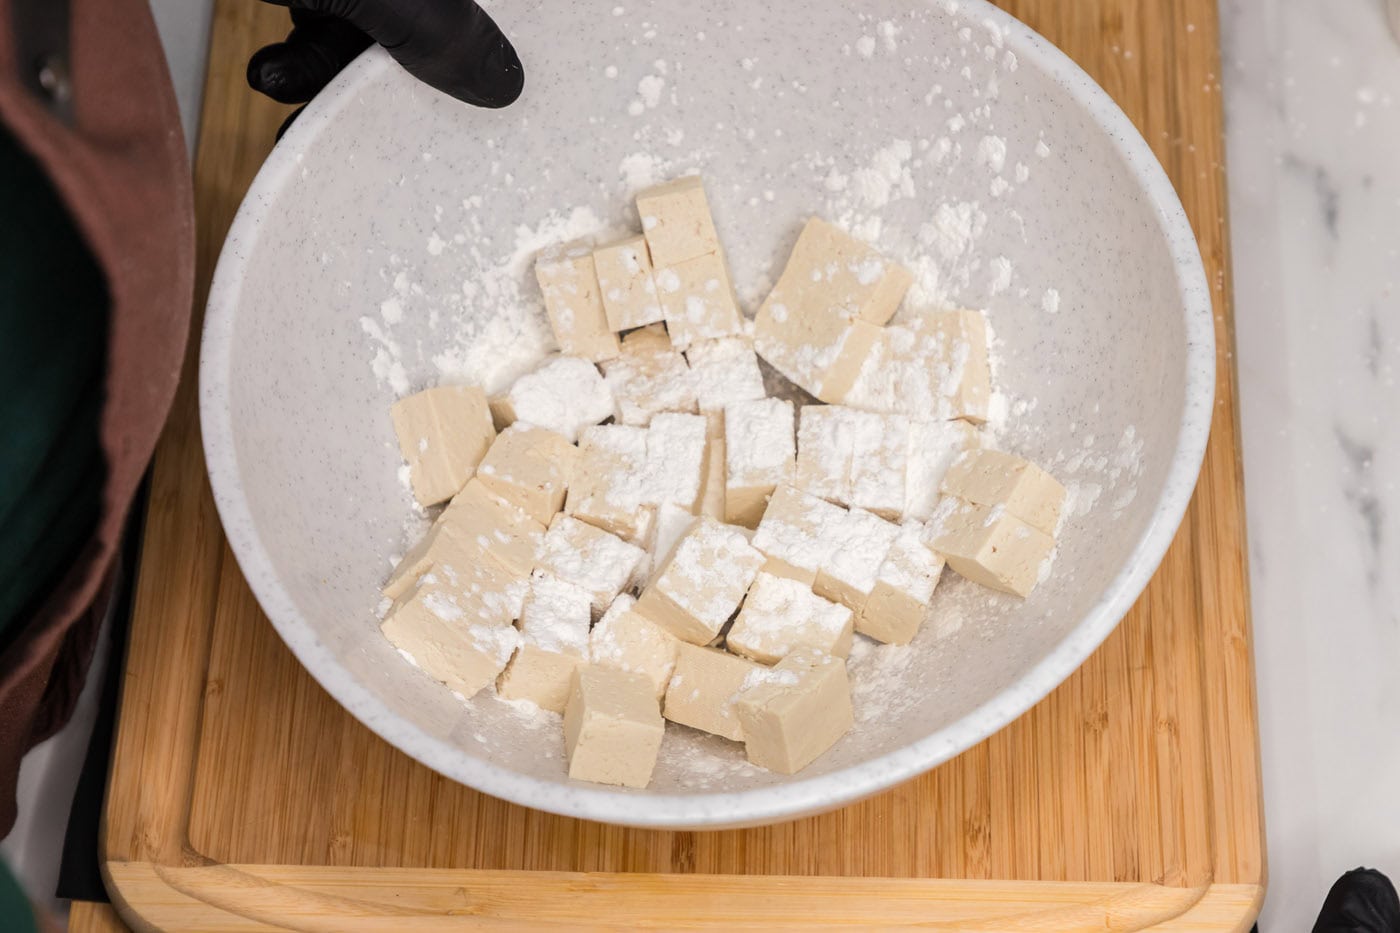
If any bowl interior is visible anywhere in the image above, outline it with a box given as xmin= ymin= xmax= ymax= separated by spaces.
xmin=204 ymin=0 xmax=1209 ymax=826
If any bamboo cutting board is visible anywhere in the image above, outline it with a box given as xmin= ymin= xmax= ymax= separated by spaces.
xmin=76 ymin=0 xmax=1264 ymax=929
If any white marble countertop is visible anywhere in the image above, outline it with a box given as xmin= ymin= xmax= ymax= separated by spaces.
xmin=4 ymin=1 xmax=1399 ymax=928
xmin=1223 ymin=0 xmax=1400 ymax=926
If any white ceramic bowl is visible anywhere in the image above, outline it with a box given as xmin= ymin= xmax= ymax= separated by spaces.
xmin=201 ymin=0 xmax=1213 ymax=829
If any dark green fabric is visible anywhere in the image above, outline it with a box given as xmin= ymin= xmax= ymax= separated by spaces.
xmin=0 ymin=126 xmax=108 ymax=649
xmin=0 ymin=857 xmax=39 ymax=933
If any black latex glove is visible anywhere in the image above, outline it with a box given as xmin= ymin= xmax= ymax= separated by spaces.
xmin=1313 ymin=868 xmax=1400 ymax=933
xmin=248 ymin=0 xmax=523 ymax=133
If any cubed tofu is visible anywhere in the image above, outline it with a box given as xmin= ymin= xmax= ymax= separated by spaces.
xmin=436 ymin=479 xmax=546 ymax=579
xmin=635 ymin=175 xmax=721 ymax=267
xmin=684 ymin=337 xmax=767 ymax=414
xmin=497 ymin=572 xmax=593 ymax=711
xmin=698 ymin=432 xmax=726 ymax=520
xmin=750 ymin=484 xmax=847 ymax=584
xmin=940 ymin=448 xmax=1066 ymax=536
xmin=651 ymin=503 xmax=697 ymax=568
xmin=566 ymin=424 xmax=654 ymax=543
xmin=925 ymin=498 xmax=1054 ymax=598
xmin=847 ymin=310 xmax=993 ymax=423
xmin=663 ymin=643 xmax=766 ymax=741
xmin=382 ymin=575 xmax=522 ymax=698
xmin=726 ymin=571 xmax=854 ymax=664
xmin=813 ymin=507 xmax=901 ymax=612
xmin=848 ymin=411 xmax=911 ymax=520
xmin=590 ymin=594 xmax=682 ymax=699
xmin=857 ymin=524 xmax=944 ymax=645
xmin=654 ymin=252 xmax=743 ymax=349
xmin=599 ymin=326 xmax=697 ymax=427
xmin=390 ymin=385 xmax=496 ymax=506
xmin=794 ymin=404 xmax=858 ymax=505
xmin=563 ymin=666 xmax=664 ymax=788
xmin=735 ymin=649 xmax=853 ymax=774
xmin=645 ymin=412 xmax=709 ymax=514
xmin=754 ymin=303 xmax=882 ymax=405
xmin=594 ymin=235 xmax=664 ymax=332
xmin=490 ymin=356 xmax=615 ymax=442
xmin=536 ymin=514 xmax=647 ymax=614
xmin=904 ymin=420 xmax=982 ymax=522
xmin=534 ymin=240 xmax=621 ymax=362
xmin=757 ymin=218 xmax=912 ymax=326
xmin=635 ymin=518 xmax=766 ymax=645
xmin=724 ymin=397 xmax=796 ymax=527
xmin=475 ymin=423 xmax=578 ymax=526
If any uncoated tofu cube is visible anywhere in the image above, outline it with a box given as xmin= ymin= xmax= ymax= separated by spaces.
xmin=847 ymin=310 xmax=992 ymax=423
xmin=391 ymin=385 xmax=496 ymax=506
xmin=590 ymin=594 xmax=682 ymax=699
xmin=848 ymin=411 xmax=911 ymax=520
xmin=654 ymin=252 xmax=743 ymax=349
xmin=814 ymin=507 xmax=901 ymax=613
xmin=750 ymin=484 xmax=846 ymax=584
xmin=754 ymin=304 xmax=883 ymax=405
xmin=475 ymin=423 xmax=578 ymax=526
xmin=724 ymin=398 xmax=796 ymax=528
xmin=566 ymin=424 xmax=654 ymax=543
xmin=635 ymin=518 xmax=766 ymax=645
xmin=663 ymin=643 xmax=766 ymax=741
xmin=537 ymin=514 xmax=647 ymax=614
xmin=857 ymin=524 xmax=945 ymax=645
xmin=726 ymin=572 xmax=854 ymax=664
xmin=904 ymin=420 xmax=982 ymax=522
xmin=594 ymin=235 xmax=664 ymax=332
xmin=490 ymin=356 xmax=615 ymax=442
xmin=436 ymin=479 xmax=545 ymax=580
xmin=925 ymin=498 xmax=1054 ymax=598
xmin=636 ymin=175 xmax=721 ymax=267
xmin=684 ymin=337 xmax=767 ymax=414
xmin=795 ymin=404 xmax=859 ymax=505
xmin=564 ymin=666 xmax=664 ymax=788
xmin=940 ymin=448 xmax=1066 ymax=536
xmin=382 ymin=575 xmax=522 ymax=699
xmin=599 ymin=325 xmax=697 ymax=427
xmin=496 ymin=573 xmax=593 ymax=711
xmin=735 ymin=648 xmax=853 ymax=774
xmin=534 ymin=240 xmax=621 ymax=363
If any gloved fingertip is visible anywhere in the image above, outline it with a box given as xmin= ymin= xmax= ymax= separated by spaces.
xmin=466 ymin=40 xmax=525 ymax=109
xmin=248 ymin=44 xmax=298 ymax=103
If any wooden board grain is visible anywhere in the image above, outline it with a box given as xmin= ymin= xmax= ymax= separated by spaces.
xmin=81 ymin=0 xmax=1264 ymax=929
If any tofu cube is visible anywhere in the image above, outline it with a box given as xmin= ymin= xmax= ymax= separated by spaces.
xmin=724 ymin=397 xmax=796 ymax=528
xmin=698 ymin=431 xmax=726 ymax=520
xmin=390 ymin=385 xmax=496 ymax=506
xmin=847 ymin=310 xmax=993 ymax=423
xmin=750 ymin=484 xmax=846 ymax=584
xmin=757 ymin=217 xmax=912 ymax=326
xmin=382 ymin=575 xmax=522 ymax=698
xmin=475 ymin=423 xmax=578 ymax=526
xmin=436 ymin=479 xmax=545 ymax=579
xmin=848 ymin=411 xmax=911 ymax=520
xmin=635 ymin=518 xmax=766 ymax=645
xmin=654 ymin=252 xmax=743 ymax=349
xmin=599 ymin=325 xmax=697 ymax=427
xmin=490 ymin=355 xmax=615 ymax=443
xmin=645 ymin=412 xmax=709 ymax=514
xmin=684 ymin=337 xmax=767 ymax=414
xmin=593 ymin=235 xmax=664 ymax=332
xmin=566 ymin=424 xmax=654 ymax=543
xmin=904 ymin=420 xmax=982 ymax=522
xmin=635 ymin=175 xmax=721 ymax=267
xmin=857 ymin=524 xmax=945 ymax=645
xmin=496 ymin=572 xmax=593 ymax=711
xmin=590 ymin=594 xmax=682 ymax=699
xmin=563 ymin=666 xmax=664 ymax=788
xmin=536 ymin=514 xmax=647 ymax=614
xmin=663 ymin=643 xmax=766 ymax=740
xmin=813 ymin=507 xmax=902 ymax=612
xmin=735 ymin=649 xmax=853 ymax=774
xmin=534 ymin=240 xmax=621 ymax=362
xmin=940 ymin=448 xmax=1066 ymax=536
xmin=754 ymin=303 xmax=883 ymax=405
xmin=651 ymin=503 xmax=698 ymax=568
xmin=794 ymin=404 xmax=858 ymax=505
xmin=925 ymin=498 xmax=1054 ymax=598
xmin=726 ymin=572 xmax=854 ymax=664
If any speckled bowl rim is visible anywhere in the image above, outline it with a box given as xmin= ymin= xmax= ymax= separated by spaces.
xmin=201 ymin=1 xmax=1215 ymax=830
